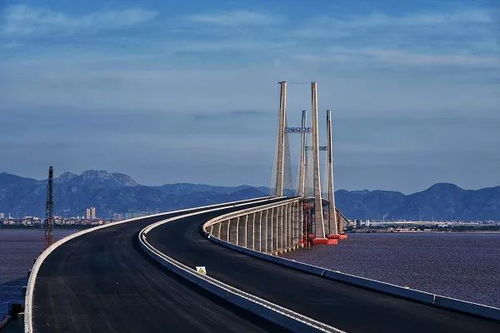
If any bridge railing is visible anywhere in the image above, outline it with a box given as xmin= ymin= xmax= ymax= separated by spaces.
xmin=203 ymin=198 xmax=304 ymax=255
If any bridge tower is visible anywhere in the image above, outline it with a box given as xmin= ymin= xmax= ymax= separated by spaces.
xmin=297 ymin=110 xmax=307 ymax=197
xmin=274 ymin=81 xmax=287 ymax=197
xmin=271 ymin=81 xmax=348 ymax=246
xmin=326 ymin=110 xmax=338 ymax=236
xmin=45 ymin=166 xmax=54 ymax=249
xmin=310 ymin=82 xmax=326 ymax=238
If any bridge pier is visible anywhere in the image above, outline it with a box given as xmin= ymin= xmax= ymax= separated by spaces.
xmin=326 ymin=109 xmax=339 ymax=238
xmin=274 ymin=81 xmax=287 ymax=197
xmin=311 ymin=82 xmax=326 ymax=239
xmin=259 ymin=211 xmax=263 ymax=252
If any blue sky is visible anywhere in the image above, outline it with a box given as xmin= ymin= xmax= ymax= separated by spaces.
xmin=0 ymin=0 xmax=499 ymax=193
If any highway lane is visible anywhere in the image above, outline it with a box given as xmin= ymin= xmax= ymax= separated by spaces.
xmin=146 ymin=210 xmax=500 ymax=333
xmin=32 ymin=198 xmax=289 ymax=333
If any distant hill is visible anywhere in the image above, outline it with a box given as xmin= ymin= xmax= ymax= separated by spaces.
xmin=0 ymin=170 xmax=268 ymax=218
xmin=336 ymin=183 xmax=500 ymax=221
xmin=0 ymin=171 xmax=499 ymax=220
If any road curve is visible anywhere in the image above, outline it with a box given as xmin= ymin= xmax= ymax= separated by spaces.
xmin=145 ymin=208 xmax=500 ymax=333
xmin=31 ymin=198 xmax=289 ymax=333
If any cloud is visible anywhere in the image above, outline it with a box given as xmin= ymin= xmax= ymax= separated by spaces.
xmin=0 ymin=40 xmax=21 ymax=49
xmin=349 ymin=9 xmax=491 ymax=27
xmin=0 ymin=3 xmax=498 ymax=190
xmin=185 ymin=10 xmax=279 ymax=26
xmin=294 ymin=8 xmax=494 ymax=38
xmin=290 ymin=8 xmax=499 ymax=69
xmin=368 ymin=49 xmax=500 ymax=67
xmin=173 ymin=40 xmax=292 ymax=52
xmin=0 ymin=5 xmax=158 ymax=37
xmin=192 ymin=110 xmax=266 ymax=120
xmin=296 ymin=48 xmax=500 ymax=68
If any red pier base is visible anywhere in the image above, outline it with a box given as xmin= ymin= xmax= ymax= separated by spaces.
xmin=339 ymin=234 xmax=348 ymax=240
xmin=312 ymin=238 xmax=338 ymax=245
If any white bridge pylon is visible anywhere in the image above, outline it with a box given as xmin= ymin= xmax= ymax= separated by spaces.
xmin=204 ymin=84 xmax=348 ymax=254
xmin=273 ymin=81 xmax=343 ymax=240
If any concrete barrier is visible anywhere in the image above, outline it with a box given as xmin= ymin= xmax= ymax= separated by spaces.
xmin=205 ymin=229 xmax=500 ymax=322
xmin=433 ymin=295 xmax=500 ymax=321
xmin=208 ymin=235 xmax=326 ymax=277
xmin=322 ymin=270 xmax=435 ymax=304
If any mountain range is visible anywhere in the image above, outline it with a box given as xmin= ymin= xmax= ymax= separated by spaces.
xmin=336 ymin=184 xmax=500 ymax=221
xmin=0 ymin=170 xmax=499 ymax=221
xmin=0 ymin=170 xmax=268 ymax=219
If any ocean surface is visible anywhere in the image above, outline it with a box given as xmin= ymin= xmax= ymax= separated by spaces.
xmin=0 ymin=229 xmax=77 ymax=318
xmin=283 ymin=232 xmax=500 ymax=308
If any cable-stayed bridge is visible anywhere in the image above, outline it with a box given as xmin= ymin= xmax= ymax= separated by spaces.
xmin=21 ymin=82 xmax=500 ymax=332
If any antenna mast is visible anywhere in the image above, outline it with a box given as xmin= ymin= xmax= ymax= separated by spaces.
xmin=45 ymin=166 xmax=54 ymax=248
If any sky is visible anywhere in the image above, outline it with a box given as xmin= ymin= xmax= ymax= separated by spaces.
xmin=0 ymin=0 xmax=499 ymax=193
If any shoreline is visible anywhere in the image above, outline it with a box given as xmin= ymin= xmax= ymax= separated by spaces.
xmin=2 ymin=227 xmax=499 ymax=233
xmin=0 ymin=226 xmax=100 ymax=230
xmin=350 ymin=230 xmax=500 ymax=234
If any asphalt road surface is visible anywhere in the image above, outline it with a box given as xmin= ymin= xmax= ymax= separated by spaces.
xmin=146 ymin=209 xmax=500 ymax=333
xmin=32 ymin=198 xmax=289 ymax=333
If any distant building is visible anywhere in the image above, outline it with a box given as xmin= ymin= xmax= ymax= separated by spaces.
xmin=125 ymin=212 xmax=142 ymax=219
xmin=0 ymin=213 xmax=4 ymax=219
xmin=355 ymin=219 xmax=371 ymax=228
xmin=85 ymin=207 xmax=96 ymax=219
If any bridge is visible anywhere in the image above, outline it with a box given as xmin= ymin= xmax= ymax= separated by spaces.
xmin=22 ymin=82 xmax=500 ymax=332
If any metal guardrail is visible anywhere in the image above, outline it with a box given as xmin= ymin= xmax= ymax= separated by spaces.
xmin=203 ymin=198 xmax=304 ymax=255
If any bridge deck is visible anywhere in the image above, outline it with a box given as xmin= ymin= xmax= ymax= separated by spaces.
xmin=146 ymin=207 xmax=500 ymax=333
xmin=32 ymin=200 xmax=287 ymax=332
